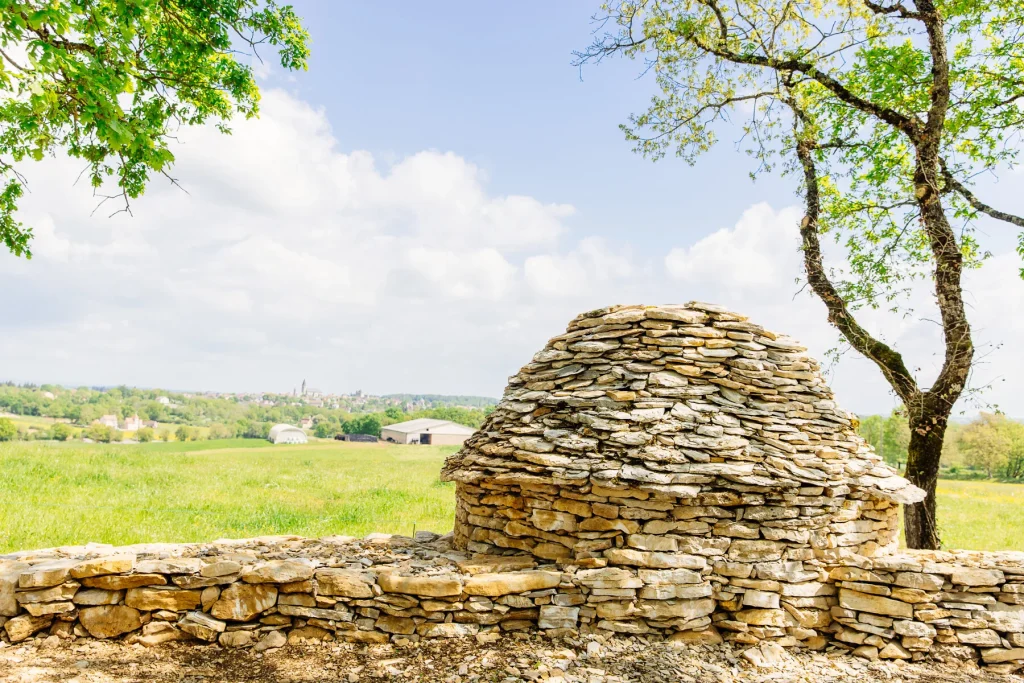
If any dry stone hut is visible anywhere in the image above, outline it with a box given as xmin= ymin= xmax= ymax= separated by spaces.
xmin=442 ymin=302 xmax=927 ymax=638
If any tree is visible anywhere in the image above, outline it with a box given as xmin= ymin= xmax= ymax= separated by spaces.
xmin=175 ymin=425 xmax=192 ymax=442
xmin=207 ymin=423 xmax=233 ymax=440
xmin=881 ymin=411 xmax=911 ymax=467
xmin=957 ymin=413 xmax=1024 ymax=479
xmin=577 ymin=1 xmax=1024 ymax=549
xmin=157 ymin=428 xmax=173 ymax=442
xmin=85 ymin=423 xmax=116 ymax=442
xmin=343 ymin=415 xmax=382 ymax=437
xmin=49 ymin=422 xmax=72 ymax=441
xmin=0 ymin=0 xmax=309 ymax=257
xmin=136 ymin=426 xmax=154 ymax=442
xmin=0 ymin=417 xmax=15 ymax=441
xmin=313 ymin=421 xmax=338 ymax=439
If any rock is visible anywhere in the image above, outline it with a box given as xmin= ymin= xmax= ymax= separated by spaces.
xmin=0 ymin=563 xmax=28 ymax=616
xmin=893 ymin=572 xmax=944 ymax=591
xmin=893 ymin=620 xmax=936 ymax=638
xmin=135 ymin=621 xmax=191 ymax=646
xmin=315 ymin=568 xmax=374 ymax=597
xmin=200 ymin=560 xmax=242 ymax=578
xmin=210 ymin=583 xmax=278 ymax=621
xmin=16 ymin=582 xmax=79 ymax=603
xmin=135 ymin=558 xmax=203 ymax=575
xmin=3 ymin=614 xmax=53 ymax=642
xmin=742 ymin=641 xmax=786 ymax=667
xmin=70 ymin=554 xmax=136 ymax=579
xmin=464 ymin=571 xmax=561 ymax=597
xmin=852 ymin=645 xmax=879 ymax=661
xmin=78 ymin=606 xmax=142 ymax=638
xmin=125 ymin=587 xmax=202 ymax=611
xmin=538 ymin=605 xmax=579 ymax=629
xmin=376 ymin=615 xmax=416 ymax=635
xmin=418 ymin=622 xmax=480 ymax=638
xmin=82 ymin=574 xmax=167 ymax=590
xmin=957 ymin=628 xmax=1001 ymax=647
xmin=242 ymin=560 xmax=314 ymax=584
xmin=18 ymin=560 xmax=77 ymax=589
xmin=981 ymin=647 xmax=1024 ymax=664
xmin=73 ymin=589 xmax=124 ymax=606
xmin=178 ymin=611 xmax=226 ymax=642
xmin=951 ymin=568 xmax=1004 ymax=587
xmin=254 ymin=629 xmax=287 ymax=651
xmin=879 ymin=641 xmax=912 ymax=659
xmin=838 ymin=589 xmax=913 ymax=619
xmin=378 ymin=572 xmax=462 ymax=597
xmin=339 ymin=630 xmax=390 ymax=644
xmin=667 ymin=627 xmax=723 ymax=645
xmin=219 ymin=630 xmax=252 ymax=648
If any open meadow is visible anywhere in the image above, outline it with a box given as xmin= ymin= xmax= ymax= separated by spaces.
xmin=0 ymin=439 xmax=1020 ymax=553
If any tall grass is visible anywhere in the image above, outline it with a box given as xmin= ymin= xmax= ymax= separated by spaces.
xmin=0 ymin=440 xmax=455 ymax=552
xmin=0 ymin=441 xmax=1019 ymax=553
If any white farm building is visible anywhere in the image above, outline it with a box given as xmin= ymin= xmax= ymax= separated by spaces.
xmin=380 ymin=418 xmax=476 ymax=446
xmin=268 ymin=424 xmax=308 ymax=445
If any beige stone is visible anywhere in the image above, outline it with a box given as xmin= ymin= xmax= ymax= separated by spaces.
xmin=16 ymin=582 xmax=79 ymax=603
xmin=210 ymin=583 xmax=277 ymax=621
xmin=179 ymin=611 xmax=226 ymax=641
xmin=135 ymin=558 xmax=203 ymax=574
xmin=200 ymin=561 xmax=242 ymax=578
xmin=464 ymin=571 xmax=561 ymax=597
xmin=419 ymin=622 xmax=481 ymax=638
xmin=951 ymin=568 xmax=1004 ymax=587
xmin=4 ymin=614 xmax=53 ymax=642
xmin=18 ymin=560 xmax=77 ymax=589
xmin=219 ymin=630 xmax=253 ymax=647
xmin=981 ymin=647 xmax=1024 ymax=663
xmin=70 ymin=554 xmax=136 ymax=579
xmin=82 ymin=574 xmax=167 ymax=590
xmin=125 ymin=587 xmax=202 ymax=612
xmin=838 ymin=589 xmax=913 ymax=619
xmin=288 ymin=625 xmax=333 ymax=643
xmin=23 ymin=601 xmax=75 ymax=616
xmin=242 ymin=560 xmax=314 ymax=584
xmin=79 ymin=605 xmax=142 ymax=638
xmin=376 ymin=615 xmax=416 ymax=634
xmin=893 ymin=572 xmax=944 ymax=591
xmin=339 ymin=629 xmax=389 ymax=644
xmin=74 ymin=588 xmax=124 ymax=606
xmin=315 ymin=568 xmax=374 ymax=598
xmin=378 ymin=572 xmax=462 ymax=597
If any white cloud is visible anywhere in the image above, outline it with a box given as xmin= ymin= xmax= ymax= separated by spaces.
xmin=665 ymin=203 xmax=802 ymax=292
xmin=1 ymin=89 xmax=1023 ymax=418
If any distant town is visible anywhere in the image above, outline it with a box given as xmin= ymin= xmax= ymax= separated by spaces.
xmin=0 ymin=380 xmax=497 ymax=444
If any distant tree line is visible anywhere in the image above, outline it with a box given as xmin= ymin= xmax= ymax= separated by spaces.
xmin=0 ymin=384 xmax=493 ymax=443
xmin=860 ymin=412 xmax=1024 ymax=482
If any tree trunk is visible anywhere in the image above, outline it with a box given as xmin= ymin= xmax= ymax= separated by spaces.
xmin=902 ymin=401 xmax=948 ymax=549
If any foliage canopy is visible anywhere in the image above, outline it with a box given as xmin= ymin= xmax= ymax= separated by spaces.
xmin=0 ymin=0 xmax=310 ymax=256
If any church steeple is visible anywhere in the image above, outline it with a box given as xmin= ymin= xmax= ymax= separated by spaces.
xmin=301 ymin=379 xmax=306 ymax=396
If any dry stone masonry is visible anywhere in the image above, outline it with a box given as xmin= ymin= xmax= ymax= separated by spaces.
xmin=1 ymin=303 xmax=1022 ymax=672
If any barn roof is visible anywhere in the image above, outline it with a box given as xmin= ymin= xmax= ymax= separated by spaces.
xmin=383 ymin=418 xmax=477 ymax=435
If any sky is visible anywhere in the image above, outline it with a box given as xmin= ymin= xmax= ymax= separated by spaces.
xmin=2 ymin=1 xmax=1023 ymax=416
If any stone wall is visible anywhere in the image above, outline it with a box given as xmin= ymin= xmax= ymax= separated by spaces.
xmin=1 ymin=535 xmax=1022 ymax=671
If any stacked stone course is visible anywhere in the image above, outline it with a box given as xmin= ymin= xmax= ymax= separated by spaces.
xmin=442 ymin=303 xmax=927 ymax=642
xmin=1 ymin=303 xmax=1022 ymax=671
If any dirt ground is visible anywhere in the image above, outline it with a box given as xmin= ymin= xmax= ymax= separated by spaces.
xmin=0 ymin=634 xmax=1021 ymax=683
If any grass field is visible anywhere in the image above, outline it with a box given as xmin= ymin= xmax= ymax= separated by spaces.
xmin=0 ymin=440 xmax=1020 ymax=553
xmin=0 ymin=440 xmax=456 ymax=552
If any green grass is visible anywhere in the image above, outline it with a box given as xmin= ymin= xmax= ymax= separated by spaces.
xmin=931 ymin=479 xmax=1024 ymax=551
xmin=0 ymin=440 xmax=1020 ymax=553
xmin=0 ymin=440 xmax=456 ymax=552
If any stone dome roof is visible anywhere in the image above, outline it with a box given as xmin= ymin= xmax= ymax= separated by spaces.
xmin=442 ymin=303 xmax=924 ymax=506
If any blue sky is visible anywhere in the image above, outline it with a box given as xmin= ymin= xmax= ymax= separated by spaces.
xmin=1 ymin=1 xmax=1022 ymax=416
xmin=284 ymin=1 xmax=793 ymax=244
